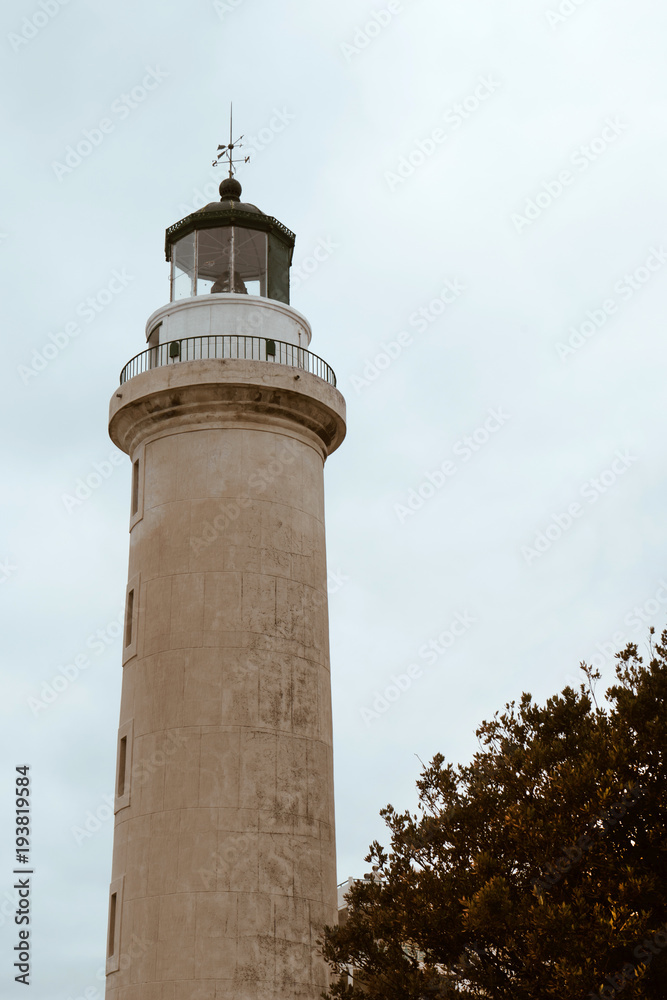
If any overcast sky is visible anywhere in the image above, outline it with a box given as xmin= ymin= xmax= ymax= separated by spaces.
xmin=2 ymin=0 xmax=667 ymax=995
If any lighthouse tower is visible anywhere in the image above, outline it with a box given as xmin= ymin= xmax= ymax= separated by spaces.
xmin=105 ymin=166 xmax=346 ymax=999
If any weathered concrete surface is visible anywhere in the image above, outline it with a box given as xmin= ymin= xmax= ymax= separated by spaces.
xmin=105 ymin=356 xmax=345 ymax=1000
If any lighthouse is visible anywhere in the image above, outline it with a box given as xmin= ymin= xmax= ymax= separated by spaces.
xmin=104 ymin=149 xmax=346 ymax=999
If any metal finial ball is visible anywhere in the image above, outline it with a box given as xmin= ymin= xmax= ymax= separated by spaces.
xmin=219 ymin=177 xmax=242 ymax=201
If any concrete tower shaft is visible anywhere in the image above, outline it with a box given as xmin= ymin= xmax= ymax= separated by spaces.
xmin=105 ymin=293 xmax=346 ymax=999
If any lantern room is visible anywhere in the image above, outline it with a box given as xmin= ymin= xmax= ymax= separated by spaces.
xmin=164 ymin=177 xmax=295 ymax=304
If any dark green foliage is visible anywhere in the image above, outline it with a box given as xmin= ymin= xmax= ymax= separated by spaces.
xmin=322 ymin=630 xmax=667 ymax=999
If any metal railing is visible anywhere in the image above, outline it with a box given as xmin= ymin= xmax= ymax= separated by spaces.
xmin=119 ymin=335 xmax=337 ymax=387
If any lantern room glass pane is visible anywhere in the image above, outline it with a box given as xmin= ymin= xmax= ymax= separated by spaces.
xmin=233 ymin=227 xmax=267 ymax=296
xmin=172 ymin=232 xmax=195 ymax=300
xmin=267 ymin=234 xmax=291 ymax=304
xmin=196 ymin=227 xmax=267 ymax=296
xmin=196 ymin=228 xmax=233 ymax=294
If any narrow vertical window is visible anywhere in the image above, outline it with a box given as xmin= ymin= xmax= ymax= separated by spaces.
xmin=115 ymin=720 xmax=133 ymax=812
xmin=106 ymin=876 xmax=124 ymax=974
xmin=107 ymin=892 xmax=117 ymax=958
xmin=124 ymin=589 xmax=134 ymax=648
xmin=129 ymin=445 xmax=144 ymax=529
xmin=117 ymin=737 xmax=127 ymax=798
xmin=122 ymin=575 xmax=140 ymax=665
xmin=131 ymin=460 xmax=139 ymax=517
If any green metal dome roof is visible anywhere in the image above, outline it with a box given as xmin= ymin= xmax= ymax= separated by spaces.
xmin=164 ymin=179 xmax=295 ymax=262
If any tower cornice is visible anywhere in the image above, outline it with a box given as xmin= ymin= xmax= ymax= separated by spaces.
xmin=109 ymin=359 xmax=346 ymax=460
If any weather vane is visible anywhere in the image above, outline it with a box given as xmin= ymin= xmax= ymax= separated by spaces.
xmin=212 ymin=104 xmax=250 ymax=178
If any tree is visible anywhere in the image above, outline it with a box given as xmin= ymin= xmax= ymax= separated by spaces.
xmin=322 ymin=629 xmax=667 ymax=999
